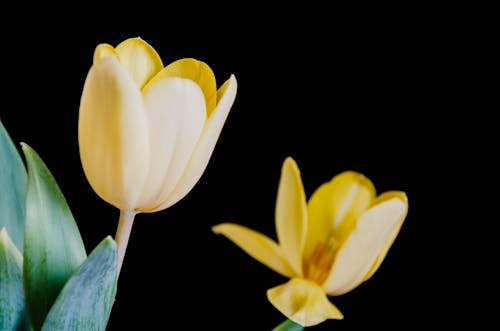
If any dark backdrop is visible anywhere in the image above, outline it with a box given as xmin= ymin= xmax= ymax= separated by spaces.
xmin=1 ymin=6 xmax=463 ymax=330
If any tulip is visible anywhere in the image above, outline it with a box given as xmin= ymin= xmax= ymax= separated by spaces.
xmin=79 ymin=37 xmax=237 ymax=275
xmin=79 ymin=37 xmax=236 ymax=213
xmin=213 ymin=157 xmax=408 ymax=327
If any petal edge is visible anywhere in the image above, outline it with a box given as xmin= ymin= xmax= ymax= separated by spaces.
xmin=79 ymin=56 xmax=150 ymax=211
xmin=155 ymin=74 xmax=237 ymax=210
xmin=267 ymin=278 xmax=343 ymax=327
xmin=323 ymin=195 xmax=408 ymax=295
xmin=275 ymin=157 xmax=307 ymax=276
xmin=212 ymin=223 xmax=295 ymax=278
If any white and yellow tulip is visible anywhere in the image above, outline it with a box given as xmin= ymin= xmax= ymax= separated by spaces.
xmin=213 ymin=157 xmax=408 ymax=327
xmin=79 ymin=37 xmax=237 ymax=213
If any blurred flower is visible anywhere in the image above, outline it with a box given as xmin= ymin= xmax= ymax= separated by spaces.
xmin=213 ymin=157 xmax=408 ymax=327
xmin=79 ymin=37 xmax=237 ymax=212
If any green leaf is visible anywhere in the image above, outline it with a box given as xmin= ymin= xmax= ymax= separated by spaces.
xmin=0 ymin=118 xmax=27 ymax=253
xmin=22 ymin=143 xmax=87 ymax=331
xmin=41 ymin=236 xmax=117 ymax=331
xmin=0 ymin=228 xmax=31 ymax=331
xmin=272 ymin=319 xmax=304 ymax=331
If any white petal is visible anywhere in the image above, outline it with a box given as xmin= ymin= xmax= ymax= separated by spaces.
xmin=362 ymin=192 xmax=408 ymax=281
xmin=138 ymin=77 xmax=206 ymax=211
xmin=323 ymin=196 xmax=407 ymax=295
xmin=79 ymin=56 xmax=149 ymax=211
xmin=153 ymin=74 xmax=237 ymax=210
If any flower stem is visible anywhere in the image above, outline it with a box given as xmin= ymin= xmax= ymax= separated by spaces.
xmin=115 ymin=210 xmax=136 ymax=278
xmin=272 ymin=319 xmax=304 ymax=331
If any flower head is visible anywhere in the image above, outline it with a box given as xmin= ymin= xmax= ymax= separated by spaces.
xmin=79 ymin=37 xmax=237 ymax=212
xmin=213 ymin=157 xmax=408 ymax=327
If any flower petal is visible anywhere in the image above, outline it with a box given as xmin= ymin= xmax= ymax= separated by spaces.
xmin=148 ymin=58 xmax=217 ymax=115
xmin=153 ymin=74 xmax=237 ymax=210
xmin=79 ymin=56 xmax=149 ymax=211
xmin=363 ymin=191 xmax=408 ymax=281
xmin=114 ymin=37 xmax=163 ymax=89
xmin=275 ymin=157 xmax=307 ymax=276
xmin=267 ymin=278 xmax=343 ymax=327
xmin=323 ymin=195 xmax=408 ymax=295
xmin=93 ymin=44 xmax=116 ymax=62
xmin=304 ymin=171 xmax=376 ymax=264
xmin=138 ymin=77 xmax=206 ymax=212
xmin=212 ymin=223 xmax=295 ymax=278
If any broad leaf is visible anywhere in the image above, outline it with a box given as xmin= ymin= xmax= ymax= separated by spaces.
xmin=42 ymin=236 xmax=117 ymax=331
xmin=272 ymin=319 xmax=304 ymax=331
xmin=0 ymin=118 xmax=27 ymax=252
xmin=22 ymin=143 xmax=87 ymax=331
xmin=0 ymin=228 xmax=31 ymax=331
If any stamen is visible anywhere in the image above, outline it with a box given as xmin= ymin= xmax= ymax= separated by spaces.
xmin=305 ymin=236 xmax=340 ymax=284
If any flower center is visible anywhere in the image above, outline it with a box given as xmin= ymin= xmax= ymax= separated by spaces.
xmin=305 ymin=236 xmax=340 ymax=284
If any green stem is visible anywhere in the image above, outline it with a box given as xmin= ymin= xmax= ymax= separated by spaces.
xmin=272 ymin=319 xmax=304 ymax=331
xmin=115 ymin=210 xmax=136 ymax=278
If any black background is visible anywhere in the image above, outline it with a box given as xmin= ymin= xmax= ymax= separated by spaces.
xmin=1 ymin=5 xmax=472 ymax=330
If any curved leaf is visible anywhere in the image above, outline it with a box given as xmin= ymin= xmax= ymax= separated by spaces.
xmin=42 ymin=236 xmax=117 ymax=331
xmin=0 ymin=228 xmax=31 ymax=331
xmin=272 ymin=319 xmax=304 ymax=331
xmin=22 ymin=143 xmax=87 ymax=331
xmin=0 ymin=118 xmax=27 ymax=252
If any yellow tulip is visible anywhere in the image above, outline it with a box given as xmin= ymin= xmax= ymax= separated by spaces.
xmin=213 ymin=157 xmax=408 ymax=327
xmin=78 ymin=37 xmax=237 ymax=213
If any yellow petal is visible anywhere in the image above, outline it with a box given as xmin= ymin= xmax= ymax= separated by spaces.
xmin=304 ymin=171 xmax=376 ymax=264
xmin=138 ymin=77 xmax=206 ymax=212
xmin=323 ymin=195 xmax=408 ymax=295
xmin=153 ymin=74 xmax=237 ymax=210
xmin=93 ymin=43 xmax=116 ymax=63
xmin=79 ymin=56 xmax=150 ymax=211
xmin=115 ymin=37 xmax=163 ymax=89
xmin=148 ymin=58 xmax=217 ymax=115
xmin=275 ymin=157 xmax=307 ymax=276
xmin=363 ymin=191 xmax=408 ymax=281
xmin=212 ymin=223 xmax=295 ymax=278
xmin=267 ymin=278 xmax=343 ymax=327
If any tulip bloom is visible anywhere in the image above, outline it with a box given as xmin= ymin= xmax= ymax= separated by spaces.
xmin=79 ymin=37 xmax=237 ymax=213
xmin=213 ymin=157 xmax=408 ymax=327
xmin=79 ymin=37 xmax=237 ymax=276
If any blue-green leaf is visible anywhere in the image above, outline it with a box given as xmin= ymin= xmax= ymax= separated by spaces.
xmin=0 ymin=228 xmax=31 ymax=331
xmin=22 ymin=143 xmax=87 ymax=331
xmin=0 ymin=118 xmax=27 ymax=253
xmin=41 ymin=236 xmax=117 ymax=331
xmin=272 ymin=319 xmax=304 ymax=331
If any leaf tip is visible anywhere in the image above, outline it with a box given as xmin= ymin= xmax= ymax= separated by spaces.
xmin=0 ymin=227 xmax=20 ymax=257
xmin=0 ymin=227 xmax=14 ymax=247
xmin=103 ymin=234 xmax=116 ymax=243
xmin=0 ymin=226 xmax=8 ymax=243
xmin=20 ymin=142 xmax=32 ymax=158
xmin=101 ymin=235 xmax=118 ymax=251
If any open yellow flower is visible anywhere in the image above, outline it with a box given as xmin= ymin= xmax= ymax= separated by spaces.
xmin=78 ymin=37 xmax=237 ymax=213
xmin=213 ymin=157 xmax=408 ymax=327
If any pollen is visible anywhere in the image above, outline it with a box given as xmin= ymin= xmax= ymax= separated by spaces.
xmin=305 ymin=236 xmax=340 ymax=284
